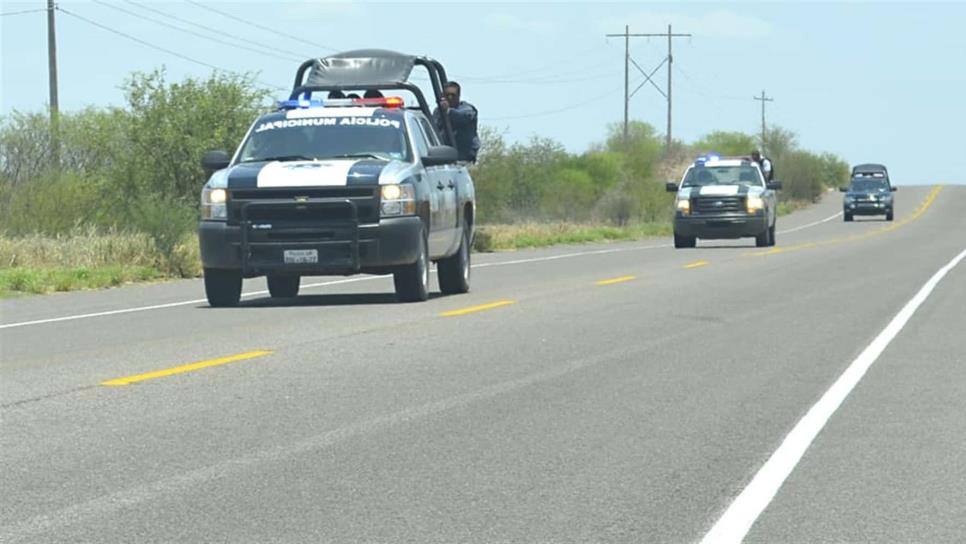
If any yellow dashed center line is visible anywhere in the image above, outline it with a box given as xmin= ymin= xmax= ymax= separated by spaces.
xmin=100 ymin=350 xmax=273 ymax=386
xmin=596 ymin=275 xmax=636 ymax=286
xmin=441 ymin=300 xmax=515 ymax=317
xmin=685 ymin=260 xmax=710 ymax=269
xmin=746 ymin=185 xmax=944 ymax=257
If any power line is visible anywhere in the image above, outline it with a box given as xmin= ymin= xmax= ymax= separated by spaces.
xmin=674 ymin=65 xmax=746 ymax=102
xmin=184 ymin=0 xmax=339 ymax=54
xmin=1 ymin=8 xmax=48 ymax=17
xmin=482 ymin=77 xmax=642 ymax=122
xmin=754 ymin=90 xmax=775 ymax=153
xmin=605 ymin=24 xmax=691 ymax=148
xmin=455 ymin=43 xmax=613 ymax=82
xmin=91 ymin=0 xmax=302 ymax=63
xmin=452 ymin=70 xmax=622 ymax=86
xmin=56 ymin=7 xmax=287 ymax=91
xmin=122 ymin=0 xmax=312 ymax=60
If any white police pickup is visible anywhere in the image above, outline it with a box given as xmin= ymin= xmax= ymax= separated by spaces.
xmin=665 ymin=155 xmax=782 ymax=248
xmin=198 ymin=95 xmax=475 ymax=307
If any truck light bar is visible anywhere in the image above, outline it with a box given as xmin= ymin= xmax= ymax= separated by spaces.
xmin=277 ymin=96 xmax=405 ymax=110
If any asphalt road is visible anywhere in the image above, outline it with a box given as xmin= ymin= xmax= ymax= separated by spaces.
xmin=1 ymin=185 xmax=964 ymax=543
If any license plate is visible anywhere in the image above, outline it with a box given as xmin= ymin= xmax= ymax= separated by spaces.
xmin=283 ymin=249 xmax=318 ymax=264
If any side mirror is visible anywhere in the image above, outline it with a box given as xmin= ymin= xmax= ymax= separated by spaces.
xmin=891 ymin=186 xmax=897 ymax=192
xmin=766 ymin=181 xmax=783 ymax=191
xmin=839 ymin=186 xmax=849 ymax=192
xmin=422 ymin=145 xmax=459 ymax=166
xmin=665 ymin=182 xmax=679 ymax=193
xmin=202 ymin=150 xmax=231 ymax=172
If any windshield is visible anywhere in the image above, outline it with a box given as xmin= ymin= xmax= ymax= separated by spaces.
xmin=849 ymin=179 xmax=890 ymax=192
xmin=237 ymin=113 xmax=410 ymax=163
xmin=682 ymin=165 xmax=763 ymax=188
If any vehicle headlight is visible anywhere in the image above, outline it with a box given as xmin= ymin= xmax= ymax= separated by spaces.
xmin=844 ymin=196 xmax=854 ymax=203
xmin=201 ymin=187 xmax=228 ymax=220
xmin=380 ymin=184 xmax=416 ymax=217
xmin=746 ymin=195 xmax=764 ymax=213
xmin=676 ymin=198 xmax=690 ymax=215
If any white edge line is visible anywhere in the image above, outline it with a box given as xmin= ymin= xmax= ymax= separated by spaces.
xmin=0 ymin=242 xmax=670 ymax=330
xmin=777 ymin=212 xmax=842 ymax=235
xmin=0 ymin=276 xmax=379 ymax=330
xmin=700 ymin=246 xmax=966 ymax=544
xmin=0 ymin=206 xmax=839 ymax=331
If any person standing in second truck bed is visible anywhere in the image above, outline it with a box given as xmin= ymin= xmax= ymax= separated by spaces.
xmin=434 ymin=81 xmax=480 ymax=163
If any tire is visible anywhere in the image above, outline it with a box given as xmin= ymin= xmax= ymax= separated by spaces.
xmin=885 ymin=210 xmax=894 ymax=221
xmin=767 ymin=223 xmax=776 ymax=247
xmin=844 ymin=213 xmax=853 ymax=222
xmin=204 ymin=268 xmax=242 ymax=307
xmin=267 ymin=275 xmax=300 ymax=298
xmin=438 ymin=221 xmax=471 ymax=295
xmin=394 ymin=226 xmax=429 ymax=302
xmin=755 ymin=227 xmax=771 ymax=247
xmin=673 ymin=233 xmax=696 ymax=249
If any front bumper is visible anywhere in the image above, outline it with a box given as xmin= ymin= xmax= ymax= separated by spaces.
xmin=673 ymin=212 xmax=768 ymax=239
xmin=199 ymin=216 xmax=423 ymax=277
xmin=845 ymin=201 xmax=892 ymax=215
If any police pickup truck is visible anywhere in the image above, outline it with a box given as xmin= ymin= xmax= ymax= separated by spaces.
xmin=198 ymin=50 xmax=475 ymax=307
xmin=665 ymin=155 xmax=783 ymax=248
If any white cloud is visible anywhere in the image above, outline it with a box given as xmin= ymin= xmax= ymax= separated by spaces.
xmin=600 ymin=10 xmax=774 ymax=39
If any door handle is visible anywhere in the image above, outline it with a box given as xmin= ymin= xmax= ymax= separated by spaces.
xmin=447 ymin=180 xmax=456 ymax=189
xmin=436 ymin=182 xmax=445 ymax=190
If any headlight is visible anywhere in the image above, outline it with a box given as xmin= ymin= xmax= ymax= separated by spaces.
xmin=201 ymin=187 xmax=228 ymax=220
xmin=746 ymin=195 xmax=764 ymax=213
xmin=380 ymin=184 xmax=416 ymax=217
xmin=676 ymin=198 xmax=690 ymax=215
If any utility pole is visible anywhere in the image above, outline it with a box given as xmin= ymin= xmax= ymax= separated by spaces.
xmin=47 ymin=0 xmax=60 ymax=169
xmin=605 ymin=24 xmax=691 ymax=149
xmin=754 ymin=90 xmax=773 ymax=154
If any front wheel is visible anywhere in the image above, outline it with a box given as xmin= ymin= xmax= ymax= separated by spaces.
xmin=438 ymin=221 xmax=471 ymax=295
xmin=204 ymin=268 xmax=242 ymax=307
xmin=885 ymin=210 xmax=894 ymax=221
xmin=844 ymin=213 xmax=853 ymax=222
xmin=393 ymin=226 xmax=430 ymax=302
xmin=767 ymin=223 xmax=776 ymax=247
xmin=755 ymin=227 xmax=771 ymax=248
xmin=673 ymin=233 xmax=696 ymax=248
xmin=267 ymin=275 xmax=300 ymax=298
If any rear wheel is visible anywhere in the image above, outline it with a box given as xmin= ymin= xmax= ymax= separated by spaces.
xmin=394 ymin=226 xmax=429 ymax=302
xmin=267 ymin=275 xmax=300 ymax=298
xmin=204 ymin=268 xmax=242 ymax=307
xmin=438 ymin=221 xmax=471 ymax=295
xmin=673 ymin=233 xmax=696 ymax=249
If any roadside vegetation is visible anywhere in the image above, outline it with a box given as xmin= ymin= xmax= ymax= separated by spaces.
xmin=0 ymin=68 xmax=849 ymax=296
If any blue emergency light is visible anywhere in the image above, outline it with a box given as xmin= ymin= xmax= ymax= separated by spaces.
xmin=277 ymin=98 xmax=324 ymax=110
xmin=694 ymin=152 xmax=721 ymax=166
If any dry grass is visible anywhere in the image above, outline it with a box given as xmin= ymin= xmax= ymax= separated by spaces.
xmin=0 ymin=228 xmax=201 ymax=296
xmin=473 ymin=222 xmax=672 ymax=252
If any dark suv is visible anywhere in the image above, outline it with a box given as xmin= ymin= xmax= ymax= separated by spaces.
xmin=840 ymin=165 xmax=896 ymax=221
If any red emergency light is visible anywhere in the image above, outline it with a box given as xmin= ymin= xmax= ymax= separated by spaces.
xmin=351 ymin=96 xmax=405 ymax=108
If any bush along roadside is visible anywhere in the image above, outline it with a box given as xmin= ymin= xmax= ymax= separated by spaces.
xmin=0 ymin=67 xmax=849 ymax=296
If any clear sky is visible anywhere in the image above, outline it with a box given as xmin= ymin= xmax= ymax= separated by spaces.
xmin=3 ymin=1 xmax=965 ymax=185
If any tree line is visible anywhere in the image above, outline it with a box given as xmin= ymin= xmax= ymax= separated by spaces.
xmin=0 ymin=69 xmax=849 ymax=241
